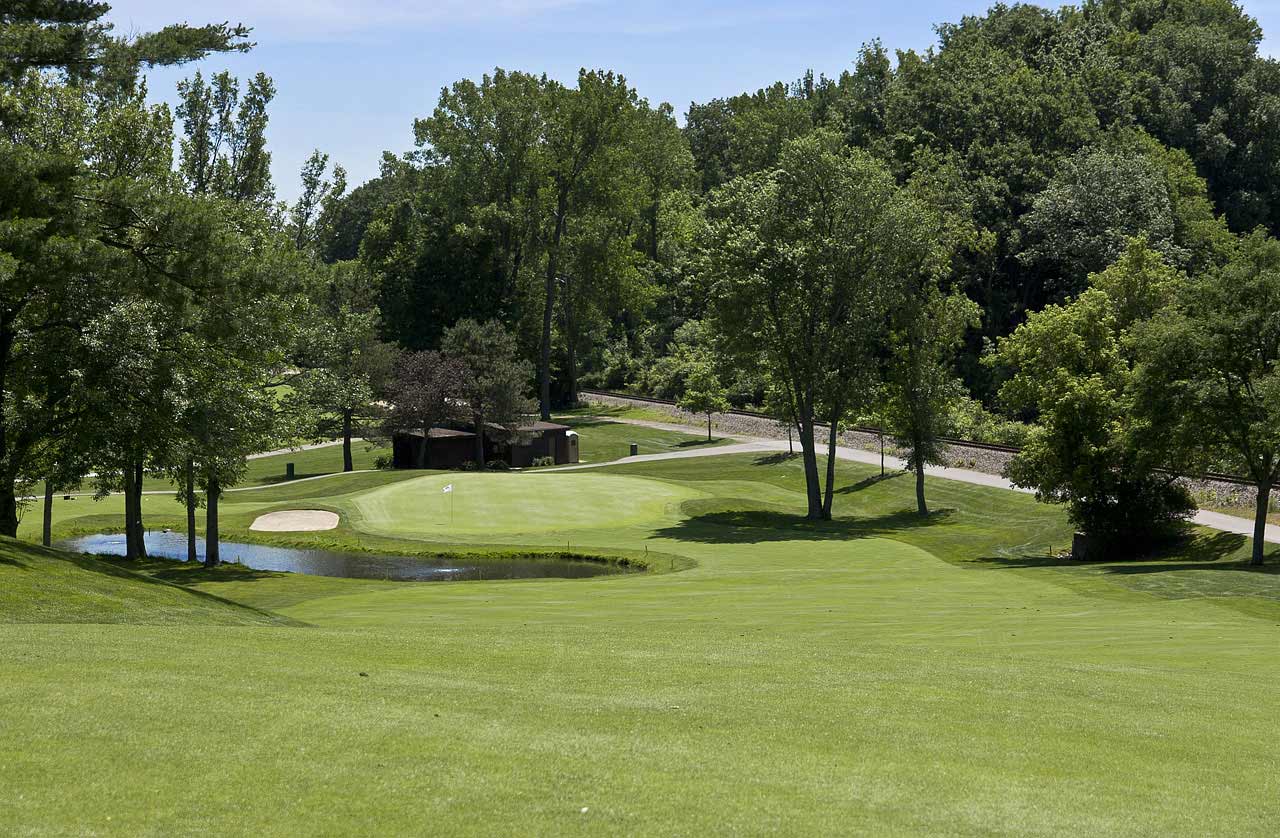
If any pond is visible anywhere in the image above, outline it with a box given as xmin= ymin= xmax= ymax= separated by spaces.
xmin=58 ymin=531 xmax=636 ymax=582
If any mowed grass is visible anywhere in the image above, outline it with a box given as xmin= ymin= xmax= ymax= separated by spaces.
xmin=4 ymin=450 xmax=1280 ymax=835
xmin=0 ymin=537 xmax=289 ymax=626
xmin=347 ymin=471 xmax=702 ymax=537
xmin=555 ymin=412 xmax=731 ymax=462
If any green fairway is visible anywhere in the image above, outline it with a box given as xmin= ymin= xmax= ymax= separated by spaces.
xmin=5 ymin=450 xmax=1280 ymax=835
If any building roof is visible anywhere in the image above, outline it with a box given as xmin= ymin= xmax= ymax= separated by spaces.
xmin=516 ymin=421 xmax=570 ymax=432
xmin=399 ymin=427 xmax=476 ymax=439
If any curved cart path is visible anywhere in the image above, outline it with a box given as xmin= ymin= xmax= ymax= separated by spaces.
xmin=555 ymin=417 xmax=1280 ymax=545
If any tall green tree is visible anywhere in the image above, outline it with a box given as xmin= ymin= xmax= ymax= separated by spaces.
xmin=885 ymin=291 xmax=981 ymax=516
xmin=441 ymin=319 xmax=535 ymax=470
xmin=701 ymin=132 xmax=929 ymax=519
xmin=1133 ymin=231 xmax=1280 ymax=566
xmin=991 ymin=239 xmax=1195 ymax=554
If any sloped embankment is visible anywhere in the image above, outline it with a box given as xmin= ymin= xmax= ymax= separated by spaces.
xmin=0 ymin=537 xmax=292 ymax=626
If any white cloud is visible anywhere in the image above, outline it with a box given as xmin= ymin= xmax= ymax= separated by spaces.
xmin=107 ymin=0 xmax=593 ymax=42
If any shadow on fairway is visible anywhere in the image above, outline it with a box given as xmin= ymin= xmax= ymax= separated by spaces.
xmin=753 ymin=452 xmax=800 ymax=466
xmin=96 ymin=555 xmax=286 ymax=585
xmin=676 ymin=438 xmax=723 ymax=448
xmin=655 ymin=507 xmax=954 ymax=544
xmin=836 ymin=472 xmax=906 ymax=495
xmin=968 ymin=530 xmax=1280 ymax=572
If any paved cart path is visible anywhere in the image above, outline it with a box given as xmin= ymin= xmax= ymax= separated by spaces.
xmin=557 ymin=417 xmax=1280 ymax=545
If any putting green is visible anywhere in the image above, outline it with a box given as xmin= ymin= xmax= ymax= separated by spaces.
xmin=346 ymin=471 xmax=703 ymax=537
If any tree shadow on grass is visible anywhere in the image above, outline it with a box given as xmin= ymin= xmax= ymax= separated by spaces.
xmin=95 ymin=555 xmax=287 ymax=586
xmin=835 ymin=472 xmax=905 ymax=495
xmin=675 ymin=438 xmax=723 ymax=448
xmin=753 ymin=452 xmax=801 ymax=466
xmin=967 ymin=530 xmax=1278 ymax=573
xmin=655 ymin=507 xmax=954 ymax=544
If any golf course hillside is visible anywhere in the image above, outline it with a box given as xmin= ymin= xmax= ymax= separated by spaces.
xmin=0 ymin=537 xmax=287 ymax=626
xmin=7 ymin=437 xmax=1280 ymax=835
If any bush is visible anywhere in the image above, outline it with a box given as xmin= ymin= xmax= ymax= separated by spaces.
xmin=530 ymin=456 xmax=554 ymax=467
xmin=460 ymin=460 xmax=478 ymax=471
xmin=485 ymin=459 xmax=510 ymax=470
xmin=1066 ymin=473 xmax=1196 ymax=557
xmin=948 ymin=396 xmax=1031 ymax=447
xmin=373 ymin=454 xmax=393 ymax=470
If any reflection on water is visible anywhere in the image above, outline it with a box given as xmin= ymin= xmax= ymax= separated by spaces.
xmin=58 ymin=531 xmax=633 ymax=582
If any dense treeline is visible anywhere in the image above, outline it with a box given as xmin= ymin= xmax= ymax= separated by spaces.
xmin=304 ymin=0 xmax=1280 ymax=558
xmin=9 ymin=1 xmax=1280 ymax=566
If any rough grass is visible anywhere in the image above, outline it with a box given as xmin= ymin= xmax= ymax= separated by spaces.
xmin=5 ymin=451 xmax=1280 ymax=835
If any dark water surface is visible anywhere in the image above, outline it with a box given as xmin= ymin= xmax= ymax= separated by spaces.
xmin=57 ymin=531 xmax=634 ymax=582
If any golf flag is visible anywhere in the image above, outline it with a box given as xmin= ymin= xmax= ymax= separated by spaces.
xmin=442 ymin=484 xmax=454 ymax=494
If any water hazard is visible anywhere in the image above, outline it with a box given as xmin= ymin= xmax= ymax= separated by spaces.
xmin=58 ymin=531 xmax=635 ymax=582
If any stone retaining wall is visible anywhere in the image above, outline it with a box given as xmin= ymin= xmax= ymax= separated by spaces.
xmin=583 ymin=391 xmax=1263 ymax=512
xmin=583 ymin=392 xmax=1015 ymax=475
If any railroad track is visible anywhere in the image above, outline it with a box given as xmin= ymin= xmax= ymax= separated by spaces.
xmin=579 ymin=388 xmax=1263 ymax=490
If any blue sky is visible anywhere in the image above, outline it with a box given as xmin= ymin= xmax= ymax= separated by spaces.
xmin=107 ymin=1 xmax=1280 ymax=203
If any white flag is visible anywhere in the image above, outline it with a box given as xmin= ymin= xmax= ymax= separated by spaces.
xmin=442 ymin=484 xmax=453 ymax=494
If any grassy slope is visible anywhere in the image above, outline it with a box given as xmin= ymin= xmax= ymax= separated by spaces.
xmin=555 ymin=411 xmax=731 ymax=462
xmin=5 ymin=451 xmax=1280 ymax=834
xmin=0 ymin=537 xmax=288 ymax=626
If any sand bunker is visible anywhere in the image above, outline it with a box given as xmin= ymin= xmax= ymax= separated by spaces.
xmin=249 ymin=510 xmax=340 ymax=532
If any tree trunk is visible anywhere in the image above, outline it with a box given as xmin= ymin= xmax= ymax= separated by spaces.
xmin=1252 ymin=482 xmax=1270 ymax=567
xmin=205 ymin=474 xmax=220 ymax=568
xmin=796 ymin=413 xmax=823 ymax=520
xmin=821 ymin=417 xmax=839 ymax=520
xmin=122 ymin=465 xmax=140 ymax=560
xmin=474 ymin=411 xmax=487 ymax=471
xmin=418 ymin=426 xmax=429 ymax=469
xmin=539 ymin=199 xmax=568 ymax=421
xmin=132 ymin=459 xmax=147 ymax=559
xmin=0 ymin=486 xmax=18 ymax=539
xmin=879 ymin=430 xmax=885 ymax=477
xmin=915 ymin=456 xmax=929 ymax=517
xmin=342 ymin=408 xmax=354 ymax=472
xmin=0 ymin=326 xmax=18 ymax=537
xmin=42 ymin=480 xmax=53 ymax=548
xmin=185 ymin=459 xmax=197 ymax=563
xmin=707 ymin=415 xmax=712 ymax=442
xmin=566 ymin=331 xmax=578 ymax=408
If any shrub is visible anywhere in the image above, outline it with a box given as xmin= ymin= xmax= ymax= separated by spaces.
xmin=460 ymin=460 xmax=478 ymax=471
xmin=530 ymin=456 xmax=554 ymax=467
xmin=373 ymin=454 xmax=393 ymax=470
xmin=485 ymin=459 xmax=510 ymax=471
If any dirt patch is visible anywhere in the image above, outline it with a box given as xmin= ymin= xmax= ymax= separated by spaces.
xmin=249 ymin=510 xmax=340 ymax=532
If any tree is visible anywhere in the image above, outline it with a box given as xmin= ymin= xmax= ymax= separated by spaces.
xmin=1133 ymin=231 xmax=1280 ymax=566
xmin=175 ymin=69 xmax=276 ymax=205
xmin=700 ymin=132 xmax=931 ymax=519
xmin=885 ymin=291 xmax=981 ymax=516
xmin=384 ymin=351 xmax=468 ymax=467
xmin=290 ymin=149 xmax=346 ymax=252
xmin=1021 ymin=145 xmax=1182 ymax=299
xmin=441 ymin=319 xmax=535 ymax=470
xmin=292 ymin=262 xmax=397 ymax=472
xmin=991 ymin=239 xmax=1195 ymax=555
xmin=678 ymin=362 xmax=729 ymax=442
xmin=535 ymin=70 xmax=637 ymax=419
xmin=0 ymin=6 xmax=249 ymax=537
